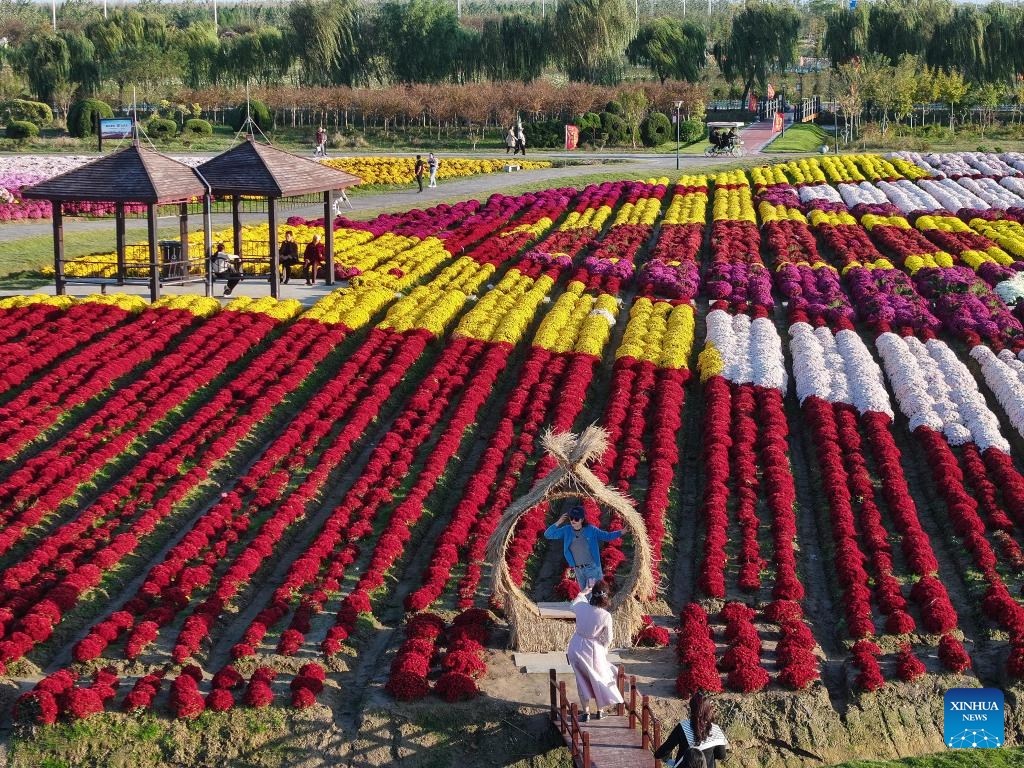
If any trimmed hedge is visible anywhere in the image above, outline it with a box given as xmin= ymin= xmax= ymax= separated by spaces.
xmin=679 ymin=116 xmax=705 ymax=144
xmin=0 ymin=99 xmax=52 ymax=126
xmin=147 ymin=118 xmax=178 ymax=139
xmin=600 ymin=112 xmax=628 ymax=145
xmin=640 ymin=112 xmax=671 ymax=147
xmin=231 ymin=99 xmax=272 ymax=133
xmin=5 ymin=120 xmax=39 ymax=140
xmin=183 ymin=118 xmax=213 ymax=136
xmin=67 ymin=98 xmax=114 ymax=138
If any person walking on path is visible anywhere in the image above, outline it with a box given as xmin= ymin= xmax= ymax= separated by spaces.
xmin=413 ymin=154 xmax=425 ymax=193
xmin=505 ymin=127 xmax=517 ymax=154
xmin=654 ymin=692 xmax=730 ymax=768
xmin=303 ymin=233 xmax=325 ymax=285
xmin=427 ymin=153 xmax=439 ymax=188
xmin=514 ymin=126 xmax=527 ymax=155
xmin=278 ymin=230 xmax=299 ymax=284
xmin=544 ymin=505 xmax=623 ymax=589
xmin=314 ymin=126 xmax=327 ymax=158
xmin=212 ymin=242 xmax=242 ymax=296
xmin=567 ymin=579 xmax=624 ymax=723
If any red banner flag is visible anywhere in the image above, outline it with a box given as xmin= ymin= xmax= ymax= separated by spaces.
xmin=773 ymin=111 xmax=784 ymax=134
xmin=747 ymin=92 xmax=758 ymax=112
xmin=766 ymin=82 xmax=776 ymax=99
xmin=565 ymin=124 xmax=580 ymax=150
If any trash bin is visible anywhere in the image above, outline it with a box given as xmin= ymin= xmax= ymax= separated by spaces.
xmin=158 ymin=240 xmax=183 ymax=280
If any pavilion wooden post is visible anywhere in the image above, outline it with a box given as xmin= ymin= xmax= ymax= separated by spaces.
xmin=179 ymin=202 xmax=189 ymax=280
xmin=268 ymin=197 xmax=280 ymax=299
xmin=52 ymin=201 xmax=65 ymax=296
xmin=232 ymin=194 xmax=242 ymax=259
xmin=203 ymin=194 xmax=213 ymax=297
xmin=147 ymin=203 xmax=160 ymax=302
xmin=115 ymin=202 xmax=126 ymax=285
xmin=324 ymin=190 xmax=335 ymax=285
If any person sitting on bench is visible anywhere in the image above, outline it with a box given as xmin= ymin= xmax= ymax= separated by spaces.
xmin=212 ymin=242 xmax=243 ymax=296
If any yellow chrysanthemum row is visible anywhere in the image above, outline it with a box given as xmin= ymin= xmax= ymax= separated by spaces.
xmin=915 ymin=215 xmax=970 ymax=233
xmin=503 ymin=217 xmax=554 ymax=238
xmin=615 ymin=298 xmax=694 ymax=369
xmin=751 ymin=165 xmax=789 ymax=188
xmin=379 ymin=256 xmax=496 ymax=336
xmin=223 ymin=296 xmax=304 ymax=322
xmin=532 ymin=281 xmax=618 ymax=355
xmin=758 ymin=201 xmax=807 ymax=224
xmin=819 ymin=155 xmax=868 ymax=184
xmin=303 ymin=284 xmax=395 ymax=329
xmin=0 ymin=293 xmax=151 ymax=313
xmin=808 ymin=209 xmax=858 ymax=227
xmin=849 ymin=154 xmax=904 ymax=181
xmin=712 ymin=185 xmax=756 ymax=223
xmin=352 ymin=237 xmax=451 ymax=293
xmin=321 ymin=156 xmax=551 ymax=186
xmin=560 ymin=205 xmax=614 ymax=231
xmin=904 ymin=252 xmax=955 ymax=273
xmin=454 ymin=269 xmax=555 ymax=344
xmin=860 ymin=213 xmax=911 ymax=231
xmin=151 ymin=294 xmax=222 ymax=317
xmin=612 ymin=197 xmax=663 ymax=227
xmin=968 ymin=219 xmax=1024 ymax=259
xmin=696 ymin=342 xmax=724 ymax=382
xmin=781 ymin=158 xmax=828 ymax=185
xmin=662 ymin=191 xmax=707 ymax=226
xmin=840 ymin=259 xmax=896 ymax=274
xmin=889 ymin=157 xmax=931 ymax=180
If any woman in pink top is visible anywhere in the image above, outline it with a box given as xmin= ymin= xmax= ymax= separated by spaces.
xmin=567 ymin=579 xmax=623 ymax=722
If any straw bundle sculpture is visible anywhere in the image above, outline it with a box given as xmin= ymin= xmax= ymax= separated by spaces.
xmin=487 ymin=425 xmax=655 ymax=651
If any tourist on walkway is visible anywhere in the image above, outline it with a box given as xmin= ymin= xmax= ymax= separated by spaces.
xmin=278 ymin=230 xmax=299 ymax=284
xmin=303 ymin=233 xmax=325 ymax=285
xmin=212 ymin=242 xmax=242 ymax=296
xmin=414 ymin=154 xmax=425 ymax=193
xmin=514 ymin=126 xmax=527 ymax=155
xmin=315 ymin=125 xmax=327 ymax=157
xmin=654 ymin=692 xmax=730 ymax=768
xmin=567 ymin=579 xmax=623 ymax=723
xmin=506 ymin=127 xmax=517 ymax=154
xmin=427 ymin=152 xmax=439 ymax=188
xmin=545 ymin=505 xmax=622 ymax=589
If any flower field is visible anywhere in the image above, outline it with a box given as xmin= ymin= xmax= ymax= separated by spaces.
xmin=5 ymin=151 xmax=1024 ymax=763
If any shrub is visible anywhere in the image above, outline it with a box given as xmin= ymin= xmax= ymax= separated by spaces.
xmin=5 ymin=120 xmax=38 ymax=141
xmin=67 ymin=98 xmax=114 ymax=138
xmin=147 ymin=118 xmax=177 ymax=139
xmin=0 ymin=99 xmax=52 ymax=126
xmin=183 ymin=118 xmax=213 ymax=136
xmin=231 ymin=99 xmax=272 ymax=133
xmin=523 ymin=119 xmax=562 ymax=149
xmin=600 ymin=112 xmax=628 ymax=145
xmin=605 ymin=100 xmax=624 ymax=115
xmin=640 ymin=112 xmax=672 ymax=147
xmin=679 ymin=117 xmax=705 ymax=144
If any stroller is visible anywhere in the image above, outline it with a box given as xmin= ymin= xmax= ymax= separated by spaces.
xmin=705 ymin=125 xmax=744 ymax=157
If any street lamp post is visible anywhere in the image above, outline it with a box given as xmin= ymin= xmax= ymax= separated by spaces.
xmin=674 ymin=101 xmax=683 ymax=171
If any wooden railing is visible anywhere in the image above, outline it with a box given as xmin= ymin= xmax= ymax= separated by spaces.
xmin=549 ymin=669 xmax=591 ymax=768
xmin=616 ymin=667 xmax=662 ymax=768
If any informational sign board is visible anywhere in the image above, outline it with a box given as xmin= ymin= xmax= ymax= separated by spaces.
xmin=99 ymin=118 xmax=133 ymax=139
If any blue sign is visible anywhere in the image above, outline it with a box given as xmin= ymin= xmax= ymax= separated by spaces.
xmin=849 ymin=0 xmax=856 ymax=8
xmin=944 ymin=688 xmax=1004 ymax=749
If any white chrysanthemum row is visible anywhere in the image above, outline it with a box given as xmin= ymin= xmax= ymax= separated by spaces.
xmin=797 ymin=183 xmax=842 ymax=204
xmin=961 ymin=151 xmax=1018 ymax=178
xmin=705 ymin=309 xmax=787 ymax=391
xmin=789 ymin=323 xmax=894 ymax=417
xmin=957 ymin=176 xmax=1024 ymax=209
xmin=994 ymin=273 xmax=1024 ymax=307
xmin=923 ymin=152 xmax=981 ymax=178
xmin=970 ymin=346 xmax=1024 ymax=440
xmin=999 ymin=177 xmax=1024 ymax=198
xmin=875 ymin=333 xmax=1010 ymax=451
xmin=999 ymin=152 xmax=1024 ymax=174
xmin=837 ymin=181 xmax=888 ymax=207
xmin=890 ymin=151 xmax=944 ymax=178
xmin=878 ymin=179 xmax=941 ymax=213
xmin=918 ymin=178 xmax=988 ymax=212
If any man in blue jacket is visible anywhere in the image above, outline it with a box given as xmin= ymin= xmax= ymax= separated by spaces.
xmin=545 ymin=505 xmax=623 ymax=589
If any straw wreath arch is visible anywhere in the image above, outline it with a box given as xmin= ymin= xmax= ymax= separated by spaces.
xmin=487 ymin=425 xmax=655 ymax=651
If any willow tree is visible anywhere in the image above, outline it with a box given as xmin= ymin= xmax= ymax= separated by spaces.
xmin=626 ymin=17 xmax=706 ymax=84
xmin=13 ymin=29 xmax=69 ymax=105
xmin=823 ymin=5 xmax=868 ymax=66
xmin=867 ymin=3 xmax=926 ymax=63
xmin=288 ymin=0 xmax=363 ymax=86
xmin=551 ymin=0 xmax=635 ymax=84
xmin=377 ymin=0 xmax=477 ymax=84
xmin=927 ymin=6 xmax=987 ymax=82
xmin=86 ymin=10 xmax=181 ymax=102
xmin=980 ymin=4 xmax=1024 ymax=84
xmin=480 ymin=14 xmax=550 ymax=83
xmin=712 ymin=2 xmax=800 ymax=104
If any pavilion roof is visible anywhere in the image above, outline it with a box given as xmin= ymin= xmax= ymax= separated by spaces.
xmin=197 ymin=138 xmax=361 ymax=198
xmin=22 ymin=144 xmax=209 ymax=203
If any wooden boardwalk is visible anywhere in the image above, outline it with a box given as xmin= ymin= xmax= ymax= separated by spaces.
xmin=549 ymin=669 xmax=661 ymax=768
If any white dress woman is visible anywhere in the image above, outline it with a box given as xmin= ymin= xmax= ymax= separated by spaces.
xmin=567 ymin=580 xmax=623 ymax=721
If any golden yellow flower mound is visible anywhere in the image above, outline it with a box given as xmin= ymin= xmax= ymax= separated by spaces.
xmin=970 ymin=219 xmax=1024 ymax=259
xmin=532 ymin=281 xmax=619 ymax=355
xmin=321 ymin=157 xmax=551 ymax=185
xmin=378 ymin=256 xmax=496 ymax=336
xmin=454 ymin=269 xmax=554 ymax=344
xmin=616 ymin=298 xmax=694 ymax=369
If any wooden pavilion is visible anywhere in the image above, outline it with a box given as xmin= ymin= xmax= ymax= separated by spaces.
xmin=196 ymin=138 xmax=361 ymax=298
xmin=21 ymin=144 xmax=211 ymax=302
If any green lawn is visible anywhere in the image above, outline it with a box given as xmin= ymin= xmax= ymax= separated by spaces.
xmin=763 ymin=123 xmax=832 ymax=153
xmin=829 ymin=748 xmax=1024 ymax=768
